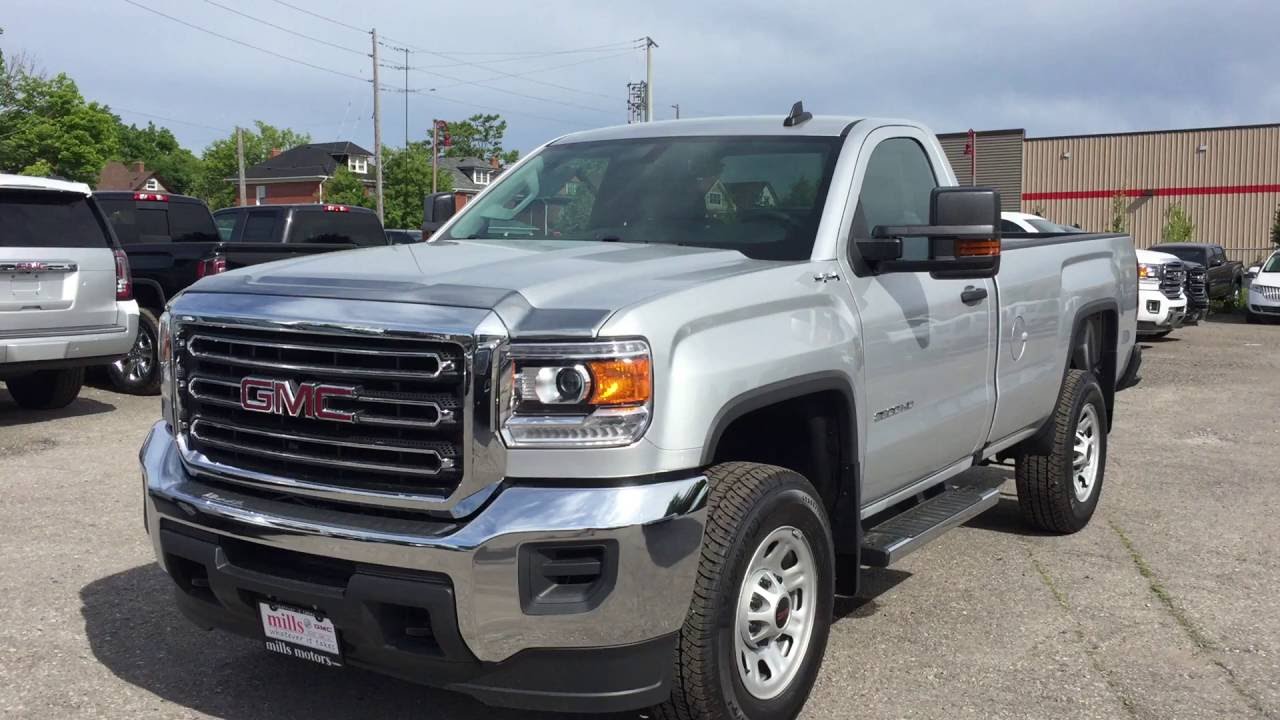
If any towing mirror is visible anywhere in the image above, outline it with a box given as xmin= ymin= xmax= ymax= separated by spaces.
xmin=860 ymin=187 xmax=1002 ymax=279
xmin=422 ymin=192 xmax=456 ymax=236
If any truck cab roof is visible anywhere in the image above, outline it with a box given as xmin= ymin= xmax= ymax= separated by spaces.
xmin=0 ymin=173 xmax=92 ymax=195
xmin=548 ymin=115 xmax=929 ymax=145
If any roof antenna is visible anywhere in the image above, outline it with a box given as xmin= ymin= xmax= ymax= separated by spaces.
xmin=783 ymin=101 xmax=812 ymax=127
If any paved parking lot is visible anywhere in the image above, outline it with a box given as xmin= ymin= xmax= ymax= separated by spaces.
xmin=2 ymin=316 xmax=1278 ymax=720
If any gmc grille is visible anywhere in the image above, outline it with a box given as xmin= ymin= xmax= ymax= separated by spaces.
xmin=1160 ymin=262 xmax=1185 ymax=300
xmin=175 ymin=322 xmax=468 ymax=511
xmin=1185 ymin=267 xmax=1209 ymax=306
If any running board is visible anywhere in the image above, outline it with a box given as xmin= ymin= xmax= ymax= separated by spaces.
xmin=861 ymin=479 xmax=1003 ymax=567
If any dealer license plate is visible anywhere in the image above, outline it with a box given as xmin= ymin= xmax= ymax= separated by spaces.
xmin=259 ymin=602 xmax=343 ymax=668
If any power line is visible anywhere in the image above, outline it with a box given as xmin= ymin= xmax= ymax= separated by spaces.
xmin=110 ymin=107 xmax=232 ymax=134
xmin=390 ymin=49 xmax=636 ymax=101
xmin=121 ymin=0 xmax=369 ymax=84
xmin=262 ymin=0 xmax=368 ymax=34
xmin=397 ymin=41 xmax=638 ymax=66
xmin=201 ymin=0 xmax=368 ymax=56
xmin=388 ymin=52 xmax=619 ymax=114
xmin=390 ymin=85 xmax=593 ymax=128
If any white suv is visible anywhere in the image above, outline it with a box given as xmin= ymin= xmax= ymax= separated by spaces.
xmin=1 ymin=175 xmax=139 ymax=409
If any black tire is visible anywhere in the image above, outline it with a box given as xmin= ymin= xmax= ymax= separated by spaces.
xmin=1016 ymin=369 xmax=1108 ymax=533
xmin=1246 ymin=311 xmax=1260 ymax=324
xmin=5 ymin=367 xmax=84 ymax=410
xmin=107 ymin=308 xmax=161 ymax=395
xmin=655 ymin=463 xmax=834 ymax=720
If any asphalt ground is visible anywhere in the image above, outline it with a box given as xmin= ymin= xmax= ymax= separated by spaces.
xmin=1 ymin=314 xmax=1277 ymax=719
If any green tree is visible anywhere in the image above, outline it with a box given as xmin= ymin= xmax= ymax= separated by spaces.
xmin=1271 ymin=205 xmax=1280 ymax=247
xmin=195 ymin=121 xmax=310 ymax=209
xmin=381 ymin=143 xmax=452 ymax=229
xmin=115 ymin=121 xmax=202 ymax=194
xmin=0 ymin=71 xmax=119 ymax=182
xmin=1160 ymin=203 xmax=1195 ymax=243
xmin=439 ymin=114 xmax=519 ymax=164
xmin=1108 ymin=192 xmax=1129 ymax=233
xmin=322 ymin=167 xmax=372 ymax=209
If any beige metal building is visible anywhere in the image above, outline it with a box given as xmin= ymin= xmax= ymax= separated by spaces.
xmin=938 ymin=129 xmax=1025 ymax=212
xmin=942 ymin=123 xmax=1280 ymax=263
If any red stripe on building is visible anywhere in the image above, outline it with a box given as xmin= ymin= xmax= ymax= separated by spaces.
xmin=1023 ymin=183 xmax=1280 ymax=201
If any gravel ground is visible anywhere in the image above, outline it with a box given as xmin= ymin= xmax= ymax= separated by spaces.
xmin=1 ymin=315 xmax=1278 ymax=720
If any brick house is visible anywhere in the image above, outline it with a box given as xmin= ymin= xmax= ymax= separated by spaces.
xmin=236 ymin=142 xmax=374 ymax=206
xmin=437 ymin=156 xmax=505 ymax=211
xmin=97 ymin=161 xmax=168 ymax=193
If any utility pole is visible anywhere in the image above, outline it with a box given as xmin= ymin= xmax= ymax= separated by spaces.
xmin=644 ymin=36 xmax=657 ymax=122
xmin=235 ymin=127 xmax=247 ymax=206
xmin=670 ymin=103 xmax=680 ymax=119
xmin=404 ymin=47 xmax=410 ymax=147
xmin=431 ymin=119 xmax=439 ymax=194
xmin=371 ymin=29 xmax=384 ymax=221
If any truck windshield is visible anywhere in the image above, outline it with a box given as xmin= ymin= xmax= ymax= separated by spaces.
xmin=441 ymin=136 xmax=843 ymax=261
xmin=1264 ymin=254 xmax=1280 ymax=273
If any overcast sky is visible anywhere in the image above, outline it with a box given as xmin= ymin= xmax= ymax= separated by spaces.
xmin=4 ymin=0 xmax=1279 ymax=155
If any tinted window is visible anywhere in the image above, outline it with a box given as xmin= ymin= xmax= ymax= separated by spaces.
xmin=97 ymin=199 xmax=168 ymax=244
xmin=1 ymin=190 xmax=112 ymax=248
xmin=240 ymin=212 xmax=279 ymax=242
xmin=215 ymin=213 xmax=237 ymax=241
xmin=1001 ymin=219 xmax=1024 ymax=233
xmin=168 ymin=201 xmax=219 ymax=242
xmin=1159 ymin=246 xmax=1205 ymax=264
xmin=287 ymin=210 xmax=385 ymax=246
xmin=855 ymin=138 xmax=937 ymax=260
xmin=442 ymin=136 xmax=841 ymax=261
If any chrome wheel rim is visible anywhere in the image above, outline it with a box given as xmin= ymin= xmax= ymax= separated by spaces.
xmin=113 ymin=327 xmax=154 ymax=383
xmin=1073 ymin=404 xmax=1101 ymax=502
xmin=734 ymin=525 xmax=816 ymax=700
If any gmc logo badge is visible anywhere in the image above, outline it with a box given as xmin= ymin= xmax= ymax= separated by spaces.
xmin=239 ymin=377 xmax=356 ymax=423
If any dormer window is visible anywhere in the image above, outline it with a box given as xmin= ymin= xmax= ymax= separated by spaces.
xmin=348 ymin=156 xmax=368 ymax=174
xmin=144 ymin=178 xmax=160 ymax=192
xmin=473 ymin=170 xmax=491 ymax=185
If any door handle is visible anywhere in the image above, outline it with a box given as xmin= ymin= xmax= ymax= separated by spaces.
xmin=961 ymin=286 xmax=988 ymax=304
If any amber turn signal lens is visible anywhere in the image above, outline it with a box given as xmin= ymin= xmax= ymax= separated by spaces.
xmin=956 ymin=238 xmax=1001 ymax=257
xmin=587 ymin=357 xmax=651 ymax=406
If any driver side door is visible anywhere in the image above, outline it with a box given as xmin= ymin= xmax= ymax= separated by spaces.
xmin=840 ymin=128 xmax=996 ymax=507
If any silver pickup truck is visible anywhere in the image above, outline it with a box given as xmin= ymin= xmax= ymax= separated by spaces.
xmin=140 ymin=106 xmax=1140 ymax=718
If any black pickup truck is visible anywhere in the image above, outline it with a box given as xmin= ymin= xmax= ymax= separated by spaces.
xmin=1152 ymin=243 xmax=1245 ymax=306
xmin=95 ymin=193 xmax=386 ymax=394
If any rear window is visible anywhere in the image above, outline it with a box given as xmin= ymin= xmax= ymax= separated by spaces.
xmin=1159 ymin=246 xmax=1205 ymax=264
xmin=1 ymin=190 xmax=112 ymax=248
xmin=168 ymin=201 xmax=219 ymax=242
xmin=287 ymin=210 xmax=385 ymax=247
xmin=98 ymin=198 xmax=219 ymax=244
xmin=240 ymin=211 xmax=279 ymax=242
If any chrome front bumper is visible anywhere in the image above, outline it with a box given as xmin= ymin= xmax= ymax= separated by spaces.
xmin=141 ymin=421 xmax=708 ymax=663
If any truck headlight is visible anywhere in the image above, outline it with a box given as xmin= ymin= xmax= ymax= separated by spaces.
xmin=499 ymin=339 xmax=652 ymax=448
xmin=1138 ymin=263 xmax=1163 ymax=280
xmin=158 ymin=310 xmax=175 ymax=428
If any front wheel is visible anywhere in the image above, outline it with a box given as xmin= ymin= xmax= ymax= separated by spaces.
xmin=1016 ymin=369 xmax=1108 ymax=533
xmin=107 ymin=308 xmax=161 ymax=395
xmin=655 ymin=463 xmax=833 ymax=720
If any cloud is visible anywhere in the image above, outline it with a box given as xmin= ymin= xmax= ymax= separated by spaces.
xmin=3 ymin=0 xmax=1277 ymax=152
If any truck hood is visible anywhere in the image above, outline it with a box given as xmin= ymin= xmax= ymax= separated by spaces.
xmin=186 ymin=239 xmax=784 ymax=337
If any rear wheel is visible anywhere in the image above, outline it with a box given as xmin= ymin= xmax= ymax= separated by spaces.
xmin=5 ymin=367 xmax=85 ymax=410
xmin=1016 ymin=369 xmax=1108 ymax=533
xmin=655 ymin=463 xmax=833 ymax=720
xmin=107 ymin=308 xmax=161 ymax=395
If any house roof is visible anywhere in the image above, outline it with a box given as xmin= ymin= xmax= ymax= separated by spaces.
xmin=244 ymin=142 xmax=374 ymax=180
xmin=437 ymin=156 xmax=501 ymax=193
xmin=96 ymin=161 xmax=159 ymax=191
xmin=724 ymin=181 xmax=777 ymax=208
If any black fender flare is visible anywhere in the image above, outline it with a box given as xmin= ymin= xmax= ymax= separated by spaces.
xmin=131 ymin=278 xmax=167 ymax=312
xmin=701 ymin=371 xmax=862 ymax=587
xmin=1023 ymin=298 xmax=1120 ymax=454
